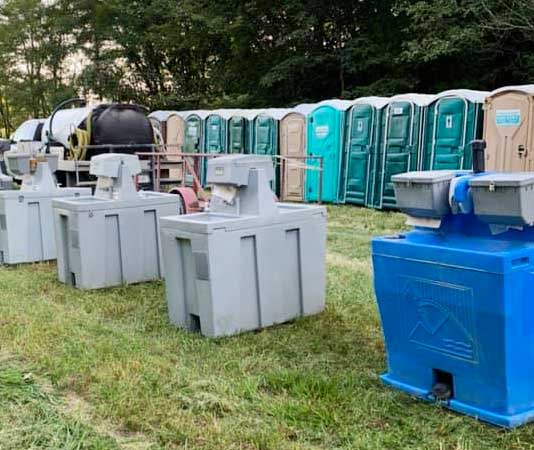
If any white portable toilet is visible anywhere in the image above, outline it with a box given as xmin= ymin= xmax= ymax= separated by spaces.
xmin=53 ymin=153 xmax=182 ymax=289
xmin=0 ymin=152 xmax=90 ymax=264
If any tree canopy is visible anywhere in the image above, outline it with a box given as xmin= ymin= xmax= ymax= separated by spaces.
xmin=0 ymin=0 xmax=530 ymax=134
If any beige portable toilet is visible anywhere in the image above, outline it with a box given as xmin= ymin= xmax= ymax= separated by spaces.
xmin=148 ymin=110 xmax=187 ymax=180
xmin=484 ymin=85 xmax=534 ymax=171
xmin=275 ymin=106 xmax=312 ymax=202
xmin=148 ymin=110 xmax=186 ymax=153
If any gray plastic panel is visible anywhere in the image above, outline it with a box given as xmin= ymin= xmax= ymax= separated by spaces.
xmin=0 ymin=187 xmax=90 ymax=264
xmin=160 ymin=206 xmax=326 ymax=338
xmin=53 ymin=193 xmax=181 ymax=289
xmin=392 ymin=170 xmax=462 ymax=219
xmin=470 ymin=173 xmax=534 ymax=226
xmin=470 ymin=172 xmax=534 ymax=188
xmin=392 ymin=170 xmax=460 ymax=184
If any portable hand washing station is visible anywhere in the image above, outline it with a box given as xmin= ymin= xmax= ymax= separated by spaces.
xmin=53 ymin=153 xmax=181 ymax=289
xmin=0 ymin=162 xmax=12 ymax=190
xmin=373 ymin=140 xmax=534 ymax=427
xmin=0 ymin=151 xmax=89 ymax=264
xmin=160 ymin=154 xmax=327 ymax=337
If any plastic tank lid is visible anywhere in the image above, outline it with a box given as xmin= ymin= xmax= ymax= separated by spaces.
xmin=469 ymin=172 xmax=534 ymax=187
xmin=392 ymin=170 xmax=461 ymax=184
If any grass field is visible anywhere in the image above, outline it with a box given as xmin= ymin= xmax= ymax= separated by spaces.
xmin=1 ymin=205 xmax=534 ymax=449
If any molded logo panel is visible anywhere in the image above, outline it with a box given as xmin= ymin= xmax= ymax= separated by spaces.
xmin=399 ymin=276 xmax=477 ymax=363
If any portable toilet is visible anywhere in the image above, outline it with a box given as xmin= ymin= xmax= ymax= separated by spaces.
xmin=278 ymin=108 xmax=309 ymax=202
xmin=204 ymin=110 xmax=229 ymax=156
xmin=370 ymin=93 xmax=435 ymax=209
xmin=422 ymin=90 xmax=487 ymax=171
xmin=148 ymin=110 xmax=173 ymax=143
xmin=483 ymin=85 xmax=534 ymax=171
xmin=183 ymin=111 xmax=209 ymax=184
xmin=201 ymin=109 xmax=239 ymax=184
xmin=342 ymin=97 xmax=389 ymax=206
xmin=148 ymin=110 xmax=187 ymax=182
xmin=251 ymin=109 xmax=286 ymax=157
xmin=227 ymin=110 xmax=251 ymax=154
xmin=305 ymin=99 xmax=356 ymax=203
xmin=148 ymin=110 xmax=186 ymax=153
xmin=183 ymin=111 xmax=209 ymax=154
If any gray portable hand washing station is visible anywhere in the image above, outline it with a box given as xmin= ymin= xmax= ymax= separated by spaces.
xmin=53 ymin=153 xmax=181 ymax=289
xmin=160 ymin=154 xmax=327 ymax=338
xmin=0 ymin=151 xmax=89 ymax=264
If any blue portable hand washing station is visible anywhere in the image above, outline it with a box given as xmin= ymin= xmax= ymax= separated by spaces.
xmin=373 ymin=140 xmax=534 ymax=427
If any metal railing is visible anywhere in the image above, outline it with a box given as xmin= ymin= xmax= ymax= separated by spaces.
xmin=53 ymin=142 xmax=325 ymax=203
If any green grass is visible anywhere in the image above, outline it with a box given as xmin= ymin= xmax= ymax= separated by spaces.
xmin=1 ymin=205 xmax=534 ymax=449
xmin=0 ymin=356 xmax=122 ymax=449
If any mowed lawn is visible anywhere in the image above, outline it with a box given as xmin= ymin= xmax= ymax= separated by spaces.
xmin=1 ymin=206 xmax=533 ymax=449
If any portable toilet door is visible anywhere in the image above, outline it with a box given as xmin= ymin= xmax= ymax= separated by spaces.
xmin=227 ymin=111 xmax=249 ymax=154
xmin=483 ymin=85 xmax=534 ymax=171
xmin=252 ymin=109 xmax=286 ymax=194
xmin=202 ymin=110 xmax=232 ymax=184
xmin=252 ymin=113 xmax=278 ymax=157
xmin=183 ymin=111 xmax=209 ymax=185
xmin=204 ymin=111 xmax=227 ymax=155
xmin=423 ymin=90 xmax=487 ymax=171
xmin=371 ymin=94 xmax=434 ymax=209
xmin=343 ymin=97 xmax=389 ymax=206
xmin=166 ymin=112 xmax=186 ymax=153
xmin=305 ymin=100 xmax=355 ymax=203
xmin=277 ymin=109 xmax=307 ymax=201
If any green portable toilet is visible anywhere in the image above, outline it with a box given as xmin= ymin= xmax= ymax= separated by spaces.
xmin=227 ymin=110 xmax=250 ymax=154
xmin=201 ymin=110 xmax=228 ymax=184
xmin=422 ymin=89 xmax=488 ymax=171
xmin=249 ymin=110 xmax=277 ymax=156
xmin=305 ymin=99 xmax=355 ymax=203
xmin=371 ymin=94 xmax=435 ymax=209
xmin=342 ymin=97 xmax=389 ymax=206
xmin=183 ymin=111 xmax=209 ymax=185
xmin=204 ymin=110 xmax=228 ymax=155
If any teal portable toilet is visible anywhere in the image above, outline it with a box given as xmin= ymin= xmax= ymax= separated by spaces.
xmin=227 ymin=109 xmax=252 ymax=154
xmin=250 ymin=110 xmax=280 ymax=157
xmin=202 ymin=109 xmax=236 ymax=186
xmin=342 ymin=97 xmax=389 ymax=206
xmin=183 ymin=111 xmax=209 ymax=185
xmin=370 ymin=94 xmax=435 ymax=209
xmin=204 ymin=110 xmax=228 ymax=155
xmin=422 ymin=89 xmax=488 ymax=171
xmin=305 ymin=99 xmax=355 ymax=203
